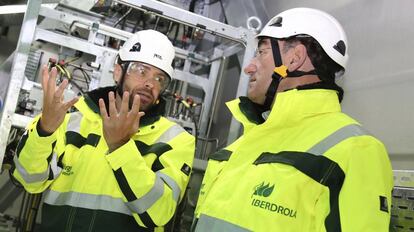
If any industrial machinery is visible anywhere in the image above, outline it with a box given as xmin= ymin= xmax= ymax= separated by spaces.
xmin=0 ymin=0 xmax=256 ymax=162
xmin=0 ymin=0 xmax=258 ymax=231
xmin=0 ymin=0 xmax=413 ymax=231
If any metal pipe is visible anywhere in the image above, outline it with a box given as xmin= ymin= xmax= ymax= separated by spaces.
xmin=113 ymin=7 xmax=133 ymax=27
xmin=201 ymin=55 xmax=227 ymax=158
xmin=0 ymin=0 xmax=42 ymax=169
xmin=206 ymin=56 xmax=226 ymax=137
xmin=197 ymin=137 xmax=219 ymax=157
xmin=114 ymin=0 xmax=248 ymax=46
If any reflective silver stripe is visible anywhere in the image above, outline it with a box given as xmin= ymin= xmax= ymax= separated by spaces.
xmin=126 ymin=175 xmax=164 ymax=214
xmin=126 ymin=172 xmax=181 ymax=214
xmin=43 ymin=174 xmax=181 ymax=216
xmin=195 ymin=214 xmax=251 ymax=232
xmin=156 ymin=124 xmax=185 ymax=143
xmin=50 ymin=152 xmax=62 ymax=179
xmin=262 ymin=110 xmax=270 ymax=121
xmin=307 ymin=124 xmax=368 ymax=156
xmin=13 ymin=155 xmax=50 ymax=183
xmin=157 ymin=171 xmax=181 ymax=202
xmin=67 ymin=111 xmax=83 ymax=133
xmin=43 ymin=190 xmax=132 ymax=215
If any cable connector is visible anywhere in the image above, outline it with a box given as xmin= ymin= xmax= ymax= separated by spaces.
xmin=87 ymin=62 xmax=101 ymax=70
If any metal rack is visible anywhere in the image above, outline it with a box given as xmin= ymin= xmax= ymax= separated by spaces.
xmin=0 ymin=0 xmax=42 ymax=170
xmin=391 ymin=170 xmax=414 ymax=231
xmin=0 ymin=0 xmax=256 ymax=168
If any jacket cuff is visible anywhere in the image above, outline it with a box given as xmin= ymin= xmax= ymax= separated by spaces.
xmin=36 ymin=120 xmax=54 ymax=137
xmin=29 ymin=120 xmax=57 ymax=145
xmin=106 ymin=139 xmax=144 ymax=170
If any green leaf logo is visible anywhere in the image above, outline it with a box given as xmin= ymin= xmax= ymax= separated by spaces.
xmin=262 ymin=185 xmax=274 ymax=197
xmin=253 ymin=182 xmax=264 ymax=196
xmin=253 ymin=182 xmax=275 ymax=197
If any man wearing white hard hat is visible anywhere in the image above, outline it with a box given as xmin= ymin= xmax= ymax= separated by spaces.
xmin=193 ymin=8 xmax=393 ymax=231
xmin=13 ymin=30 xmax=195 ymax=231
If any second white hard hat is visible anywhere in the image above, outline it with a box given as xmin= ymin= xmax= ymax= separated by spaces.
xmin=118 ymin=29 xmax=175 ymax=79
xmin=258 ymin=8 xmax=348 ymax=70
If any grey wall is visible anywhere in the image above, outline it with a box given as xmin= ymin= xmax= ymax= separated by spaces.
xmin=260 ymin=0 xmax=414 ymax=169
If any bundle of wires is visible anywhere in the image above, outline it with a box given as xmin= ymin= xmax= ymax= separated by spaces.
xmin=54 ymin=64 xmax=86 ymax=95
xmin=51 ymin=56 xmax=92 ymax=95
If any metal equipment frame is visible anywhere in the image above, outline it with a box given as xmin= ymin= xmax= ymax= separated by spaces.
xmin=0 ymin=0 xmax=256 ymax=168
xmin=391 ymin=170 xmax=414 ymax=231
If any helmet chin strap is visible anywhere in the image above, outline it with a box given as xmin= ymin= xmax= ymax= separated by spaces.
xmin=262 ymin=38 xmax=317 ymax=109
xmin=262 ymin=38 xmax=285 ymax=109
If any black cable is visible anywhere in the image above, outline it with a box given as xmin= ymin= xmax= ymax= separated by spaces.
xmin=132 ymin=12 xmax=142 ymax=33
xmin=73 ymin=67 xmax=91 ymax=82
xmin=142 ymin=14 xmax=147 ymax=30
xmin=173 ymin=23 xmax=179 ymax=46
xmin=189 ymin=0 xmax=197 ymax=12
xmin=57 ymin=67 xmax=86 ymax=95
xmin=186 ymin=0 xmax=197 ymax=38
xmin=72 ymin=67 xmax=92 ymax=91
xmin=113 ymin=7 xmax=132 ymax=28
xmin=218 ymin=0 xmax=228 ymax=24
xmin=68 ymin=20 xmax=79 ymax=34
xmin=172 ymin=103 xmax=182 ymax=118
xmin=67 ymin=78 xmax=85 ymax=95
xmin=121 ymin=12 xmax=128 ymax=30
xmin=188 ymin=108 xmax=199 ymax=157
xmin=81 ymin=69 xmax=91 ymax=82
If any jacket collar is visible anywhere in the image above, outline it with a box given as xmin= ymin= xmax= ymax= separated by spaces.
xmin=264 ymin=89 xmax=341 ymax=127
xmin=77 ymin=86 xmax=164 ymax=127
xmin=226 ymin=96 xmax=267 ymax=126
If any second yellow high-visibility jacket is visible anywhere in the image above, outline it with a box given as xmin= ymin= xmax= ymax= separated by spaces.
xmin=195 ymin=96 xmax=265 ymax=217
xmin=13 ymin=87 xmax=195 ymax=232
xmin=194 ymin=89 xmax=393 ymax=232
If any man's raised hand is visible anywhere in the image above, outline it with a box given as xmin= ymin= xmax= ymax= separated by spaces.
xmin=99 ymin=91 xmax=145 ymax=152
xmin=39 ymin=65 xmax=79 ymax=134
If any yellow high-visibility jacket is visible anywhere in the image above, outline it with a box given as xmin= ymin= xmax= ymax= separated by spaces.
xmin=195 ymin=96 xmax=264 ymax=217
xmin=194 ymin=89 xmax=393 ymax=232
xmin=13 ymin=87 xmax=195 ymax=232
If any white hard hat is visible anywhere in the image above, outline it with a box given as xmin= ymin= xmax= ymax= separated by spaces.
xmin=258 ymin=8 xmax=348 ymax=70
xmin=118 ymin=29 xmax=175 ymax=79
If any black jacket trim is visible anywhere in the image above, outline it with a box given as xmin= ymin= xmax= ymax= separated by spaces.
xmin=208 ymin=149 xmax=232 ymax=162
xmin=66 ymin=131 xmax=101 ymax=148
xmin=114 ymin=167 xmax=137 ymax=202
xmin=238 ymin=96 xmax=266 ymax=125
xmin=134 ymin=140 xmax=172 ymax=172
xmin=254 ymin=151 xmax=345 ymax=232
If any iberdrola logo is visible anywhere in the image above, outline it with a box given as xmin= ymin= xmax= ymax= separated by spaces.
xmin=252 ymin=182 xmax=275 ymax=198
xmin=250 ymin=181 xmax=297 ymax=218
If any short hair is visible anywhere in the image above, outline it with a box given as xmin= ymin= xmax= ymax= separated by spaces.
xmin=257 ymin=36 xmax=344 ymax=101
xmin=281 ymin=36 xmax=344 ymax=82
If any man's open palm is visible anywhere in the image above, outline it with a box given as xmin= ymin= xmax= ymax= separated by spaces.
xmin=39 ymin=65 xmax=78 ymax=134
